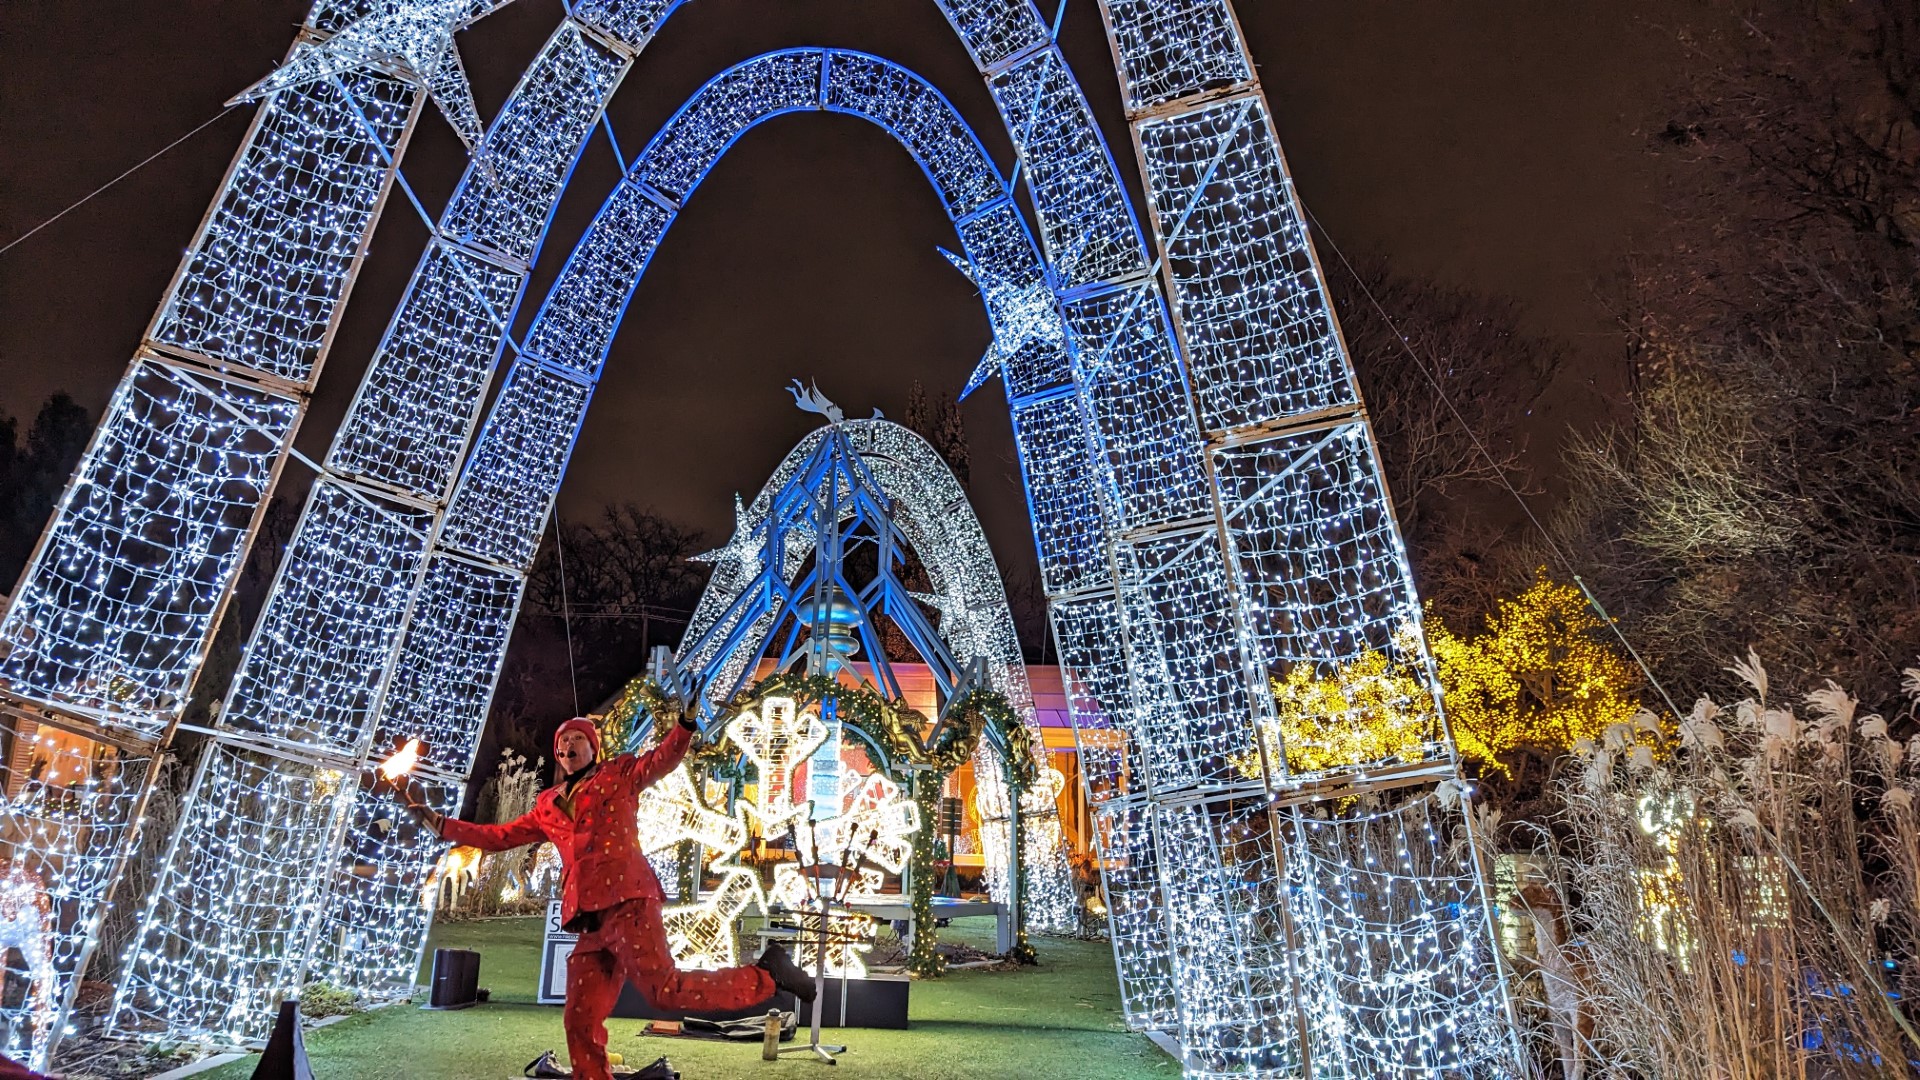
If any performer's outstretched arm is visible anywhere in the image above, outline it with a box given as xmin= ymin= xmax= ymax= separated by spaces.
xmin=428 ymin=808 xmax=548 ymax=852
xmin=615 ymin=717 xmax=694 ymax=791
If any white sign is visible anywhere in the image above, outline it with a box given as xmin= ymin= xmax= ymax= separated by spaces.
xmin=535 ymin=899 xmax=577 ymax=1005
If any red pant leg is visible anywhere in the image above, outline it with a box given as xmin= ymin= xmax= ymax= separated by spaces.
xmin=563 ymin=937 xmax=623 ymax=1080
xmin=603 ymin=897 xmax=776 ymax=1013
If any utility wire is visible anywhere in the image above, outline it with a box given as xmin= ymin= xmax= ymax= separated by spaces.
xmin=555 ymin=514 xmax=582 ymax=717
xmin=1299 ymin=200 xmax=1685 ymax=723
xmin=0 ymin=107 xmax=239 ymax=259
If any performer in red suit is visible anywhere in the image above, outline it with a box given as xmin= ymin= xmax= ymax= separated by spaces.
xmin=412 ymin=714 xmax=814 ymax=1080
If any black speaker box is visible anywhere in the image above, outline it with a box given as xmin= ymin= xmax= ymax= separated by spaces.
xmin=426 ymin=947 xmax=480 ymax=1010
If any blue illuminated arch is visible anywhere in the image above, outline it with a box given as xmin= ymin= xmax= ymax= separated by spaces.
xmin=439 ymin=48 xmax=1057 ymax=579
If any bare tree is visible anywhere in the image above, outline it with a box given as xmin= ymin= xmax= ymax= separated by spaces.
xmin=484 ymin=505 xmax=709 ymax=773
xmin=1557 ymin=0 xmax=1920 ymax=703
xmin=1326 ymin=257 xmax=1559 ymax=624
xmin=904 ymin=379 xmax=971 ymax=490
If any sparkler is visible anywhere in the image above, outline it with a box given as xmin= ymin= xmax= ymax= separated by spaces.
xmin=374 ymin=737 xmax=426 ymax=808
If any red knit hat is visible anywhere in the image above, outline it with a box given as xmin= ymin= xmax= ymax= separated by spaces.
xmin=553 ymin=716 xmax=601 ymax=761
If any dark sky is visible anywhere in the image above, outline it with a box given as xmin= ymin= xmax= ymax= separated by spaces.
xmin=0 ymin=1 xmax=1689 ymax=580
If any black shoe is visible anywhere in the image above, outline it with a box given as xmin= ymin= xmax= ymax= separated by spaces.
xmin=524 ymin=1050 xmax=569 ymax=1078
xmin=757 ymin=941 xmax=817 ymax=1003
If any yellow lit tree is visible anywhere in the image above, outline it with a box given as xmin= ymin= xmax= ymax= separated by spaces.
xmin=1255 ymin=570 xmax=1641 ymax=779
xmin=1428 ymin=568 xmax=1641 ymax=775
xmin=1263 ymin=630 xmax=1439 ymax=776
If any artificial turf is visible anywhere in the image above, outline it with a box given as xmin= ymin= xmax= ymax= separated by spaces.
xmin=198 ymin=916 xmax=1178 ymax=1079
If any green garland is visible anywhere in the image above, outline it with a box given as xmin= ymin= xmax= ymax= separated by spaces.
xmin=727 ymin=671 xmax=1034 ymax=785
xmin=600 ymin=676 xmax=736 ymax=773
xmin=1003 ymin=763 xmax=1037 ymax=965
xmin=907 ymin=772 xmax=947 ymax=978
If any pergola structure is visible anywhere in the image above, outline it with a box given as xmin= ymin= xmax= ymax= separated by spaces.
xmin=665 ymin=415 xmax=1078 ymax=941
xmin=0 ymin=2 xmax=1519 ymax=1074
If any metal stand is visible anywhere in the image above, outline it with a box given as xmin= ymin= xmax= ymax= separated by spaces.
xmin=776 ymin=896 xmax=848 ymax=1065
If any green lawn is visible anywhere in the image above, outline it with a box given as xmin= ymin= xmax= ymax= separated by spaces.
xmin=201 ymin=917 xmax=1177 ymax=1079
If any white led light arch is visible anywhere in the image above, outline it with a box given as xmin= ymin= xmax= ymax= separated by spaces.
xmin=0 ymin=1 xmax=1522 ymax=1074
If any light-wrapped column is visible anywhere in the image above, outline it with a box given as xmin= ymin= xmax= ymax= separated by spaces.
xmin=1154 ymin=796 xmax=1299 ymax=1077
xmin=300 ymin=775 xmax=462 ymax=998
xmin=220 ymin=482 xmax=434 ymax=754
xmin=0 ymin=63 xmax=418 ymax=722
xmin=1281 ymin=798 xmax=1514 ymax=1073
xmin=1091 ymin=797 xmax=1177 ymax=1030
xmin=1097 ymin=0 xmax=1519 ymax=1071
xmin=1113 ymin=527 xmax=1262 ymax=792
xmin=127 ymin=19 xmax=638 ymax=1044
xmin=114 ymin=746 xmax=358 ymax=1041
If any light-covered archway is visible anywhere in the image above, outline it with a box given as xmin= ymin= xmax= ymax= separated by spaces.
xmin=0 ymin=2 xmax=1518 ymax=1074
xmin=669 ymin=417 xmax=1077 ymax=934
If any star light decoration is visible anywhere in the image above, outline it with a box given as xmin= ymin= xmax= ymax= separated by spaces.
xmin=688 ymin=495 xmax=764 ymax=578
xmin=233 ymin=0 xmax=514 ymax=156
xmin=938 ymin=247 xmax=1070 ymax=401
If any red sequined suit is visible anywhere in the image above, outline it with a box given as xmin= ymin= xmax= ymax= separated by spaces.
xmin=441 ymin=724 xmax=774 ymax=1080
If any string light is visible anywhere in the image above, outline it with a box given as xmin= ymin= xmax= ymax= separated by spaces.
xmin=0 ymin=718 xmax=146 ymax=1068
xmin=236 ymin=2 xmax=518 ymax=158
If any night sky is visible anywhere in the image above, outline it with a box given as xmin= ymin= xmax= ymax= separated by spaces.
xmin=0 ymin=1 xmax=1688 ymax=580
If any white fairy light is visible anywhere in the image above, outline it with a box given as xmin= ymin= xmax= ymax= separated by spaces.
xmin=661 ymin=867 xmax=765 ymax=971
xmin=635 ymin=765 xmax=748 ymax=861
xmin=726 ymin=697 xmax=827 ymax=838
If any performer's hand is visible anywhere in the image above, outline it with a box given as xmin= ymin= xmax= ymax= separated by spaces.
xmin=405 ymin=800 xmax=445 ymax=838
xmin=678 ymin=712 xmax=699 ymax=734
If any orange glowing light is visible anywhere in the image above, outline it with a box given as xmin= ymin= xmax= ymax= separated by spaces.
xmin=379 ymin=738 xmax=423 ymax=781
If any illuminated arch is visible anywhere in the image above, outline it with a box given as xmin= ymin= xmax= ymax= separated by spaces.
xmin=0 ymin=1 xmax=1520 ymax=1073
xmin=667 ymin=417 xmax=1078 ymax=933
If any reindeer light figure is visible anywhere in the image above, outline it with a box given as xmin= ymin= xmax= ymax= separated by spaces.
xmin=420 ymin=845 xmax=483 ymax=911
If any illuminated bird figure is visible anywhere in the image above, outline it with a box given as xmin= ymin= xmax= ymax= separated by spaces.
xmin=231 ymin=0 xmax=515 ymax=156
